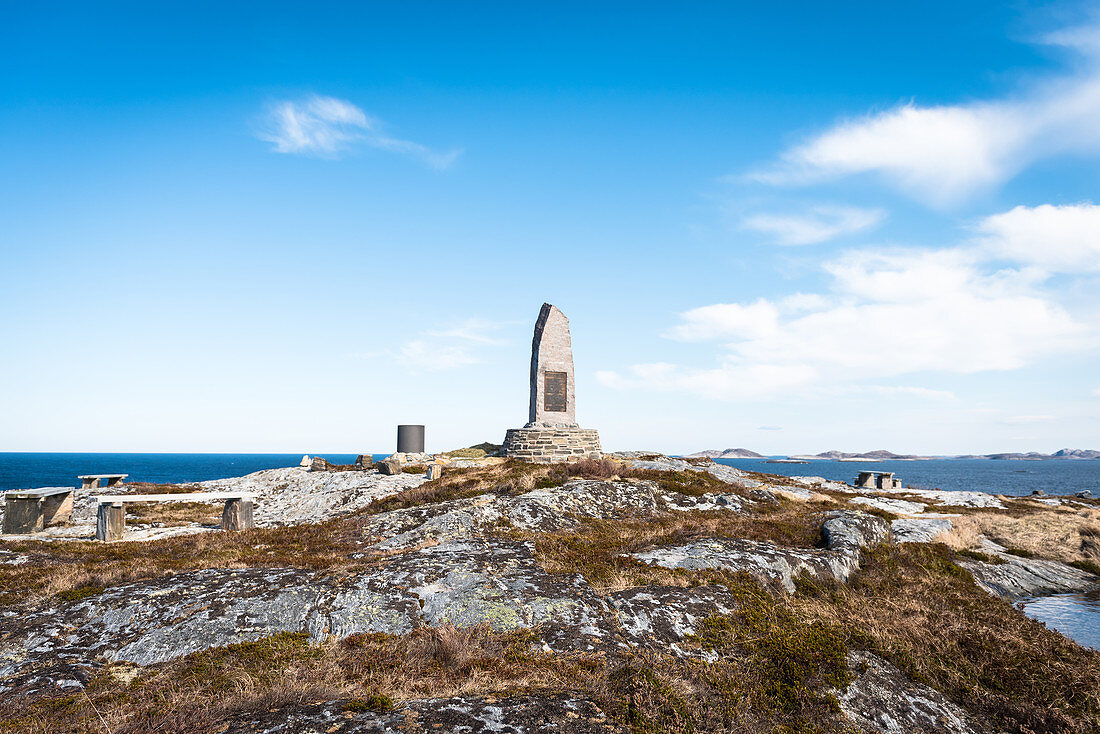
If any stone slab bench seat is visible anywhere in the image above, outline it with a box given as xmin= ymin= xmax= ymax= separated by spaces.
xmin=93 ymin=492 xmax=256 ymax=541
xmin=78 ymin=474 xmax=128 ymax=490
xmin=2 ymin=487 xmax=75 ymax=534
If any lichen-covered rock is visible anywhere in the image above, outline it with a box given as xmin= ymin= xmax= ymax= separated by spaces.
xmin=852 ymin=496 xmax=927 ymax=515
xmin=0 ymin=540 xmax=616 ymax=692
xmin=365 ymin=479 xmax=749 ymax=551
xmin=608 ymin=585 xmax=739 ymax=658
xmin=959 ymin=540 xmax=1096 ymax=600
xmin=792 ymin=476 xmax=853 ymax=493
xmin=891 ymin=516 xmax=956 ymax=543
xmin=632 ymin=511 xmax=888 ymax=593
xmin=879 ymin=489 xmax=1004 ymax=510
xmin=623 ymin=456 xmax=763 ymax=488
xmin=839 ymin=651 xmax=988 ymax=733
xmin=225 ymin=694 xmax=625 ymax=733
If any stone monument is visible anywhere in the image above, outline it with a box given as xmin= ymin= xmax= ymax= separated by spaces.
xmin=501 ymin=303 xmax=602 ymax=462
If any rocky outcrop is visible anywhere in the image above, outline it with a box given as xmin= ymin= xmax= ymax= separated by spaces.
xmin=0 ymin=540 xmax=618 ymax=692
xmin=891 ymin=516 xmax=956 ymax=543
xmin=623 ymin=456 xmax=763 ymax=489
xmin=959 ymin=540 xmax=1096 ymax=601
xmin=365 ymin=479 xmax=750 ymax=551
xmin=632 ymin=511 xmax=889 ymax=592
xmin=608 ymin=585 xmax=739 ymax=659
xmin=839 ymin=652 xmax=988 ymax=734
xmin=225 ymin=694 xmax=624 ymax=734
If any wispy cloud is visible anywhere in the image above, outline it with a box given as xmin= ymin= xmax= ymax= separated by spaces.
xmin=742 ymin=205 xmax=886 ymax=245
xmin=747 ymin=23 xmax=1100 ymax=205
xmin=396 ymin=340 xmax=483 ymax=371
xmin=258 ymin=95 xmax=461 ymax=168
xmin=362 ymin=317 xmax=513 ymax=372
xmin=426 ymin=318 xmax=511 ymax=345
xmin=599 ymin=209 xmax=1097 ymax=401
xmin=757 ymin=425 xmax=783 ymax=431
xmin=976 ymin=203 xmax=1100 ymax=272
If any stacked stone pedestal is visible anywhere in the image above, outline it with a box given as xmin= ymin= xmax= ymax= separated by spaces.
xmin=501 ymin=427 xmax=602 ymax=463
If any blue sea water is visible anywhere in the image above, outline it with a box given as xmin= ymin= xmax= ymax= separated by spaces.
xmin=713 ymin=458 xmax=1100 ymax=497
xmin=0 ymin=453 xmax=389 ymax=491
xmin=1021 ymin=589 xmax=1100 ymax=651
xmin=0 ymin=453 xmax=1097 ymax=496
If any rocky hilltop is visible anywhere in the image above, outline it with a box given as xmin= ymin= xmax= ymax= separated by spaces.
xmin=1 ymin=453 xmax=1099 ymax=733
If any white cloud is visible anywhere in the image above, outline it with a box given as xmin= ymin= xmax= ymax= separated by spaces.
xmin=861 ymin=386 xmax=958 ymax=401
xmin=666 ymin=300 xmax=780 ymax=341
xmin=426 ymin=318 xmax=510 ymax=344
xmin=600 ymin=244 xmax=1092 ymax=401
xmin=749 ymin=24 xmax=1100 ymax=205
xmin=1092 ymin=387 xmax=1100 ymax=397
xmin=741 ymin=205 xmax=885 ymax=245
xmin=259 ymin=95 xmax=460 ymax=168
xmin=396 ymin=340 xmax=482 ymax=371
xmin=363 ymin=317 xmax=510 ymax=372
xmin=977 ymin=203 xmax=1100 ymax=272
xmin=758 ymin=425 xmax=783 ymax=431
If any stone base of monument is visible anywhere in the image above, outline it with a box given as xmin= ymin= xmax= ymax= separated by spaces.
xmin=501 ymin=427 xmax=602 ymax=463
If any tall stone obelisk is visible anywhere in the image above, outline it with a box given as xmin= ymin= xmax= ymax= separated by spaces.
xmin=501 ymin=303 xmax=602 ymax=462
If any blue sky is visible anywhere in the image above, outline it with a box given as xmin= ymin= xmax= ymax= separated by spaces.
xmin=2 ymin=1 xmax=1099 ymax=454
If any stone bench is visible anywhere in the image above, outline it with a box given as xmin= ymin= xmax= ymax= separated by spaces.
xmin=79 ymin=474 xmax=128 ymax=490
xmin=93 ymin=492 xmax=256 ymax=541
xmin=2 ymin=488 xmax=75 ymax=534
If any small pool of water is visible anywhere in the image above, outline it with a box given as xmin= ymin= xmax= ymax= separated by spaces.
xmin=1021 ymin=588 xmax=1100 ymax=650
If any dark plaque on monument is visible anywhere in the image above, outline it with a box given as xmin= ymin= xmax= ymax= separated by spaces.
xmin=543 ymin=371 xmax=567 ymax=412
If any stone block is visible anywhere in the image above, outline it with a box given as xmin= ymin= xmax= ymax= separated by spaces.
xmin=3 ymin=497 xmax=44 ymax=534
xmin=41 ymin=492 xmax=74 ymax=526
xmin=426 ymin=464 xmax=443 ymax=480
xmin=222 ymin=499 xmax=254 ymax=531
xmin=355 ymin=455 xmax=374 ymax=469
xmin=379 ymin=458 xmax=403 ymax=476
xmin=309 ymin=457 xmax=330 ymax=472
xmin=96 ymin=503 xmax=125 ymax=542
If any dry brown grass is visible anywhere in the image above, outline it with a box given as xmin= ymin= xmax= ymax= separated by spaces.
xmin=528 ymin=507 xmax=829 ymax=592
xmin=791 ymin=543 xmax=1100 ymax=734
xmin=936 ymin=506 xmax=1100 ymax=565
xmin=0 ymin=519 xmax=370 ymax=607
xmin=0 ymin=625 xmax=593 ymax=734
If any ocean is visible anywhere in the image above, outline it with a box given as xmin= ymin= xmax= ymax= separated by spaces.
xmin=0 ymin=452 xmax=1096 ymax=496
xmin=0 ymin=453 xmax=389 ymax=491
xmin=713 ymin=457 xmax=1100 ymax=497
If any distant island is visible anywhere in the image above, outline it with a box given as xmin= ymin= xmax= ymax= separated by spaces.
xmin=686 ymin=447 xmax=1100 ymax=461
xmin=685 ymin=448 xmax=767 ymax=459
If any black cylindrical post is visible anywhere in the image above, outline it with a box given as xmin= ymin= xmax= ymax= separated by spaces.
xmin=396 ymin=424 xmax=425 ymax=454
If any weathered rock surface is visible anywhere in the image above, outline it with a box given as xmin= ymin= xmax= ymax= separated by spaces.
xmin=623 ymin=456 xmax=763 ymax=489
xmin=225 ymin=694 xmax=625 ymax=734
xmin=852 ymin=496 xmax=926 ymax=515
xmin=366 ymin=479 xmax=750 ymax=551
xmin=839 ymin=651 xmax=988 ymax=734
xmin=959 ymin=540 xmax=1096 ymax=601
xmin=891 ymin=516 xmax=956 ymax=543
xmin=607 ymin=585 xmax=739 ymax=659
xmin=0 ymin=540 xmax=621 ymax=693
xmin=632 ymin=511 xmax=889 ymax=592
xmin=9 ymin=467 xmax=429 ymax=542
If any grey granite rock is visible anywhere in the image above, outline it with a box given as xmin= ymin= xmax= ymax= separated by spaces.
xmin=225 ymin=694 xmax=624 ymax=734
xmin=959 ymin=540 xmax=1097 ymax=601
xmin=632 ymin=511 xmax=889 ymax=593
xmin=839 ymin=651 xmax=988 ymax=733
